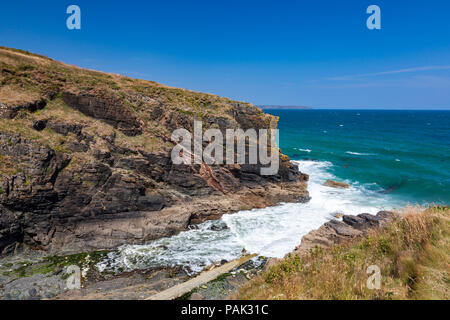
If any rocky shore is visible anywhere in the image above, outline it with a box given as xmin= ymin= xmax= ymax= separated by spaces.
xmin=0 ymin=47 xmax=309 ymax=258
xmin=263 ymin=210 xmax=396 ymax=269
xmin=292 ymin=210 xmax=395 ymax=254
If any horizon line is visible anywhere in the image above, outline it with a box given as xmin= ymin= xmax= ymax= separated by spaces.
xmin=259 ymin=106 xmax=450 ymax=111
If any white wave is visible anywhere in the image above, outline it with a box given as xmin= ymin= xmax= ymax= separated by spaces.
xmin=98 ymin=160 xmax=397 ymax=275
xmin=294 ymin=148 xmax=312 ymax=153
xmin=346 ymin=151 xmax=376 ymax=156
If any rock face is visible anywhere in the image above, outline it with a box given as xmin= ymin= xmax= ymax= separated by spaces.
xmin=323 ymin=180 xmax=350 ymax=189
xmin=293 ymin=211 xmax=395 ymax=255
xmin=61 ymin=92 xmax=143 ymax=136
xmin=0 ymin=47 xmax=310 ymax=256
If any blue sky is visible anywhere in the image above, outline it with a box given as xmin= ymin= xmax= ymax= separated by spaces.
xmin=1 ymin=0 xmax=449 ymax=109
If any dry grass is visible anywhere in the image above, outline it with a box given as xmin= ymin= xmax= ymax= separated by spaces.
xmin=0 ymin=47 xmax=52 ymax=67
xmin=0 ymin=85 xmax=41 ymax=106
xmin=234 ymin=206 xmax=450 ymax=300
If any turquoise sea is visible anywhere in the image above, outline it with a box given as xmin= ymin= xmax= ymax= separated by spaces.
xmin=274 ymin=109 xmax=450 ymax=205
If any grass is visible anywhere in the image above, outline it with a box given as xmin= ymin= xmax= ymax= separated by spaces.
xmin=0 ymin=85 xmax=42 ymax=106
xmin=0 ymin=155 xmax=22 ymax=176
xmin=234 ymin=206 xmax=450 ymax=300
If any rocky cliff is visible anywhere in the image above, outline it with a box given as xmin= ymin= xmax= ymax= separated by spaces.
xmin=0 ymin=47 xmax=309 ymax=256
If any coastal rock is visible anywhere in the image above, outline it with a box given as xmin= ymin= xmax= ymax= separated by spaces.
xmin=357 ymin=213 xmax=382 ymax=227
xmin=342 ymin=215 xmax=368 ymax=230
xmin=291 ymin=211 xmax=396 ymax=255
xmin=61 ymin=91 xmax=143 ymax=137
xmin=325 ymin=219 xmax=363 ymax=236
xmin=341 ymin=213 xmax=384 ymax=230
xmin=323 ymin=180 xmax=350 ymax=189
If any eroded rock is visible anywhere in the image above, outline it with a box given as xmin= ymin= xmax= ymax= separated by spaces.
xmin=323 ymin=180 xmax=350 ymax=189
xmin=292 ymin=211 xmax=396 ymax=255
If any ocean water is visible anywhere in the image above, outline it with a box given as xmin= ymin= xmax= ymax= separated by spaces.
xmin=275 ymin=110 xmax=450 ymax=205
xmin=98 ymin=110 xmax=449 ymax=274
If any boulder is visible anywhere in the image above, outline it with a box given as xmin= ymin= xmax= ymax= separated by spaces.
xmin=323 ymin=180 xmax=350 ymax=189
xmin=325 ymin=219 xmax=362 ymax=237
xmin=342 ymin=215 xmax=368 ymax=230
xmin=358 ymin=213 xmax=382 ymax=227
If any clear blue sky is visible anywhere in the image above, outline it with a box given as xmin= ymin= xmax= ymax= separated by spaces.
xmin=1 ymin=0 xmax=449 ymax=109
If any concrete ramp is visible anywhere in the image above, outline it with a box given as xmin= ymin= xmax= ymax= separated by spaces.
xmin=147 ymin=254 xmax=258 ymax=300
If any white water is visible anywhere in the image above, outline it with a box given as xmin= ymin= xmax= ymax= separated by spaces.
xmin=98 ymin=160 xmax=399 ymax=275
xmin=345 ymin=151 xmax=376 ymax=156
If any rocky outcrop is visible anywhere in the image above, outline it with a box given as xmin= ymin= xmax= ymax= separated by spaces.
xmin=61 ymin=92 xmax=143 ymax=136
xmin=323 ymin=180 xmax=350 ymax=189
xmin=293 ymin=211 xmax=395 ymax=254
xmin=0 ymin=47 xmax=310 ymax=257
xmin=0 ymin=99 xmax=47 ymax=119
xmin=264 ymin=211 xmax=396 ymax=270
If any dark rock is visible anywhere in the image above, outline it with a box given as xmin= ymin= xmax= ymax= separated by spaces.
xmin=1 ymin=99 xmax=47 ymax=119
xmin=136 ymin=194 xmax=165 ymax=211
xmin=28 ymin=288 xmax=37 ymax=297
xmin=62 ymin=91 xmax=142 ymax=136
xmin=325 ymin=220 xmax=361 ymax=237
xmin=47 ymin=122 xmax=84 ymax=136
xmin=342 ymin=215 xmax=368 ymax=230
xmin=209 ymin=224 xmax=229 ymax=231
xmin=357 ymin=213 xmax=381 ymax=227
xmin=32 ymin=120 xmax=47 ymax=131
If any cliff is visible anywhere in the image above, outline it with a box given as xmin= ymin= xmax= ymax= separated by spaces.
xmin=0 ymin=47 xmax=309 ymax=256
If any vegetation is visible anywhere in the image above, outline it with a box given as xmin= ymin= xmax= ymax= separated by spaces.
xmin=0 ymin=251 xmax=111 ymax=282
xmin=234 ymin=206 xmax=450 ymax=300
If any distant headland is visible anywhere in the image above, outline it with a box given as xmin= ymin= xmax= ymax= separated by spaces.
xmin=258 ymin=105 xmax=312 ymax=110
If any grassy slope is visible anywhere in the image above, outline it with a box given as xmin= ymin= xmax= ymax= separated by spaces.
xmin=0 ymin=46 xmax=271 ymax=149
xmin=234 ymin=206 xmax=449 ymax=300
xmin=0 ymin=46 xmax=274 ymax=177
